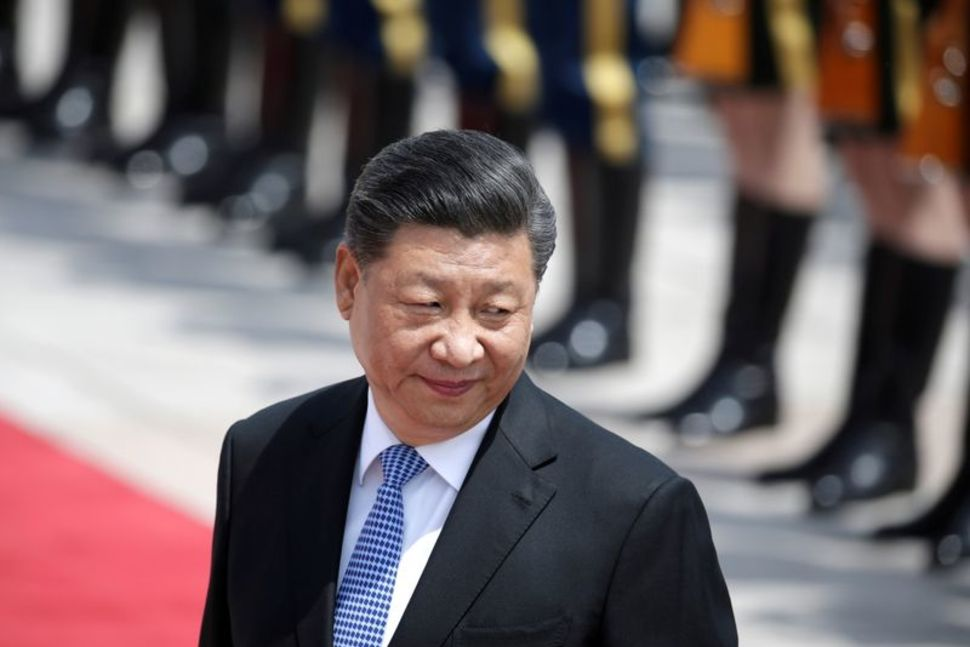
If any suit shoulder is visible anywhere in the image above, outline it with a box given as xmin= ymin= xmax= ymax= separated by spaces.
xmin=226 ymin=376 xmax=366 ymax=459
xmin=532 ymin=386 xmax=679 ymax=494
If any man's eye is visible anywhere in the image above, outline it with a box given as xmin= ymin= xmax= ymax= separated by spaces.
xmin=409 ymin=302 xmax=441 ymax=311
xmin=481 ymin=306 xmax=511 ymax=317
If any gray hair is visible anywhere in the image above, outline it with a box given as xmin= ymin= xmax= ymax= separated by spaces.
xmin=344 ymin=130 xmax=556 ymax=281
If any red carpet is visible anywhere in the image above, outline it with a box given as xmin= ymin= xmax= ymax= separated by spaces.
xmin=0 ymin=414 xmax=212 ymax=646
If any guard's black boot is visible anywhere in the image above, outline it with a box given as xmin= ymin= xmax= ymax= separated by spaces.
xmin=0 ymin=42 xmax=19 ymax=118
xmin=874 ymin=372 xmax=970 ymax=568
xmin=268 ymin=209 xmax=346 ymax=266
xmin=25 ymin=58 xmax=116 ymax=150
xmin=218 ymin=151 xmax=309 ymax=228
xmin=110 ymin=111 xmax=233 ymax=191
xmin=923 ymin=491 xmax=970 ymax=568
xmin=219 ymin=65 xmax=314 ymax=224
xmin=759 ymin=242 xmax=957 ymax=511
xmin=800 ymin=418 xmax=919 ymax=511
xmin=24 ymin=0 xmax=130 ymax=150
xmin=107 ymin=115 xmax=207 ymax=186
xmin=171 ymin=116 xmax=239 ymax=205
xmin=270 ymin=63 xmax=415 ymax=266
xmin=759 ymin=242 xmax=908 ymax=486
xmin=105 ymin=119 xmax=174 ymax=173
xmin=530 ymin=150 xmax=643 ymax=371
xmin=0 ymin=3 xmax=26 ymax=118
xmin=640 ymin=195 xmax=812 ymax=442
xmin=877 ymin=460 xmax=970 ymax=568
xmin=874 ymin=469 xmax=970 ymax=541
xmin=182 ymin=20 xmax=318 ymax=213
xmin=530 ymin=297 xmax=633 ymax=370
xmin=103 ymin=0 xmax=232 ymax=179
xmin=929 ymin=500 xmax=970 ymax=568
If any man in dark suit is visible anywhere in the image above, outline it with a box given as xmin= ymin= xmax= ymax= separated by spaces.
xmin=199 ymin=129 xmax=737 ymax=646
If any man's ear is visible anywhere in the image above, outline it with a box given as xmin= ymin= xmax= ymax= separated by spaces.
xmin=334 ymin=243 xmax=361 ymax=321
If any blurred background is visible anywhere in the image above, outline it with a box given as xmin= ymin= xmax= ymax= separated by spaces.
xmin=2 ymin=0 xmax=970 ymax=644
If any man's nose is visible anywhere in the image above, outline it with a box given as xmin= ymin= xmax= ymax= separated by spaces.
xmin=430 ymin=318 xmax=485 ymax=367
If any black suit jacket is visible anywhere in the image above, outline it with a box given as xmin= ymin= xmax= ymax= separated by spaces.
xmin=200 ymin=374 xmax=737 ymax=646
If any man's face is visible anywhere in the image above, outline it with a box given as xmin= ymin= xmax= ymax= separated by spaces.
xmin=334 ymin=224 xmax=537 ymax=446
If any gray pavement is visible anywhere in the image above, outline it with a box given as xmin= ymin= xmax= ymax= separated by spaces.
xmin=3 ymin=67 xmax=970 ymax=646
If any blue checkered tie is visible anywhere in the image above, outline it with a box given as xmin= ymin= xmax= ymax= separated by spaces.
xmin=333 ymin=444 xmax=429 ymax=647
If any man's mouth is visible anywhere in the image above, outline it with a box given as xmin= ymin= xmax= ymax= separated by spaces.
xmin=420 ymin=377 xmax=476 ymax=397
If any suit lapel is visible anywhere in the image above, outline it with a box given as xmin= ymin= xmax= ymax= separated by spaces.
xmin=287 ymin=378 xmax=368 ymax=647
xmin=390 ymin=375 xmax=558 ymax=647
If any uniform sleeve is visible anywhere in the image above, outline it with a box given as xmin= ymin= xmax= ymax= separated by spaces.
xmin=601 ymin=476 xmax=737 ymax=646
xmin=199 ymin=427 xmax=235 ymax=647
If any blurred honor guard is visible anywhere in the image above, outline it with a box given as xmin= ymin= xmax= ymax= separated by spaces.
xmin=640 ymin=0 xmax=826 ymax=442
xmin=800 ymin=0 xmax=970 ymax=570
xmin=427 ymin=0 xmax=538 ymax=151
xmin=527 ymin=0 xmax=647 ymax=371
xmin=198 ymin=129 xmax=736 ymax=646
xmin=270 ymin=0 xmax=427 ymax=265
xmin=109 ymin=0 xmax=234 ymax=188
xmin=761 ymin=0 xmax=966 ymax=515
xmin=875 ymin=0 xmax=970 ymax=568
xmin=22 ymin=0 xmax=132 ymax=154
xmin=177 ymin=0 xmax=324 ymax=229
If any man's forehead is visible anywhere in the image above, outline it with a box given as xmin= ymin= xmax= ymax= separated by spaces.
xmin=367 ymin=224 xmax=536 ymax=284
xmin=383 ymin=224 xmax=531 ymax=259
xmin=396 ymin=269 xmax=524 ymax=292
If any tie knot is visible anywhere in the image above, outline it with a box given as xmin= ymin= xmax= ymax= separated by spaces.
xmin=380 ymin=444 xmax=428 ymax=489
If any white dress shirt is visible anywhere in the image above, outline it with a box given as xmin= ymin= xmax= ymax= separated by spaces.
xmin=338 ymin=388 xmax=493 ymax=647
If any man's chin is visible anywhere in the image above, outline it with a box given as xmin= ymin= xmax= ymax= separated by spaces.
xmin=409 ymin=404 xmax=488 ymax=439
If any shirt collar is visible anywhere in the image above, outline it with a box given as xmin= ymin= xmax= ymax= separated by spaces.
xmin=357 ymin=387 xmax=494 ymax=491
